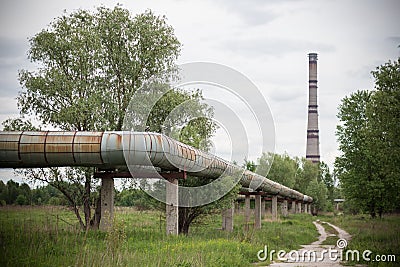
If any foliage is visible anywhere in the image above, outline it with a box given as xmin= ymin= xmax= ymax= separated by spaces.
xmin=243 ymin=158 xmax=257 ymax=172
xmin=1 ymin=118 xmax=39 ymax=131
xmin=0 ymin=206 xmax=318 ymax=266
xmin=0 ymin=179 xmax=69 ymax=206
xmin=115 ymin=188 xmax=153 ymax=210
xmin=319 ymin=161 xmax=335 ymax=201
xmin=256 ymin=152 xmax=329 ymax=212
xmin=257 ymin=152 xmax=296 ymax=188
xmin=335 ymin=57 xmax=400 ymax=217
xmin=322 ymin=214 xmax=400 ymax=267
xmin=294 ymin=158 xmax=319 ymax=193
xmin=305 ymin=179 xmax=327 ymax=212
xmin=18 ymin=6 xmax=180 ymax=131
xmin=335 ymin=90 xmax=374 ymax=215
xmin=6 ymin=5 xmax=182 ymax=230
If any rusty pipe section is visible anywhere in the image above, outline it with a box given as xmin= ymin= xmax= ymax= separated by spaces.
xmin=0 ymin=131 xmax=312 ymax=202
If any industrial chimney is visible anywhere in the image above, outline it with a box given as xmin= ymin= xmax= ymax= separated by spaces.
xmin=306 ymin=53 xmax=320 ymax=163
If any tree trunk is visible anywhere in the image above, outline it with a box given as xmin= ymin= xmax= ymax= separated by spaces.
xmin=178 ymin=207 xmax=200 ymax=235
xmin=90 ymin=196 xmax=101 ymax=229
xmin=83 ymin=172 xmax=92 ymax=231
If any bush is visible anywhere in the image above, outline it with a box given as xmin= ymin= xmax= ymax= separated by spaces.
xmin=15 ymin=194 xmax=28 ymax=205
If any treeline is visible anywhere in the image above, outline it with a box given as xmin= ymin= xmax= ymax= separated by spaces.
xmin=0 ymin=180 xmax=69 ymax=206
xmin=247 ymin=153 xmax=340 ymax=213
xmin=0 ymin=179 xmax=155 ymax=209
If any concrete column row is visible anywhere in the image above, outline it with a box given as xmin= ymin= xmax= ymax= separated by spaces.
xmin=255 ymin=195 xmax=262 ymax=229
xmin=99 ymin=177 xmax=313 ymax=234
xmin=222 ymin=205 xmax=234 ymax=232
xmin=271 ymin=195 xmax=278 ymax=221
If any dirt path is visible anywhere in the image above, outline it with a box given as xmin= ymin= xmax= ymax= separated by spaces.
xmin=267 ymin=220 xmax=353 ymax=267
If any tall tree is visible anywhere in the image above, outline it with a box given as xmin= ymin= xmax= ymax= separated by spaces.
xmin=366 ymin=58 xmax=400 ymax=216
xmin=176 ymin=114 xmax=241 ymax=234
xmin=319 ymin=162 xmax=335 ymax=202
xmin=7 ymin=6 xmax=181 ymax=230
xmin=335 ymin=90 xmax=377 ymax=216
xmin=294 ymin=157 xmax=319 ymax=193
xmin=305 ymin=178 xmax=327 ymax=214
xmin=140 ymin=94 xmax=240 ymax=235
xmin=336 ymin=58 xmax=400 ymax=217
xmin=18 ymin=6 xmax=180 ymax=131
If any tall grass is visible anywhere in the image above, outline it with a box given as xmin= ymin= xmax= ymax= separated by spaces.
xmin=321 ymin=214 xmax=400 ymax=266
xmin=0 ymin=206 xmax=317 ymax=266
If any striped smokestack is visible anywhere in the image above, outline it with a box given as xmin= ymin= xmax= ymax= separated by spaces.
xmin=306 ymin=53 xmax=320 ymax=163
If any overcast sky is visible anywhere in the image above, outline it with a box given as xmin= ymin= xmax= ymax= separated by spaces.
xmin=1 ymin=0 xmax=399 ymax=183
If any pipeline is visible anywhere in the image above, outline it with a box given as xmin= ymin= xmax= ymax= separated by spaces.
xmin=0 ymin=131 xmax=312 ymax=203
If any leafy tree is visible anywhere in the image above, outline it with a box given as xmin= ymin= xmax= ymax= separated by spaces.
xmin=18 ymin=6 xmax=180 ymax=131
xmin=115 ymin=189 xmax=153 ymax=210
xmin=7 ymin=6 xmax=181 ymax=230
xmin=305 ymin=179 xmax=327 ymax=214
xmin=178 ymin=176 xmax=241 ymax=234
xmin=335 ymin=90 xmax=376 ymax=216
xmin=2 ymin=118 xmax=38 ymax=131
xmin=125 ymin=86 xmax=243 ymax=234
xmin=243 ymin=158 xmax=257 ymax=172
xmin=0 ymin=181 xmax=8 ymax=205
xmin=319 ymin=162 xmax=335 ymax=202
xmin=335 ymin=58 xmax=400 ymax=218
xmin=294 ymin=157 xmax=319 ymax=193
xmin=256 ymin=152 xmax=296 ymax=188
xmin=366 ymin=58 xmax=400 ymax=215
xmin=256 ymin=152 xmax=328 ymax=212
xmin=15 ymin=194 xmax=28 ymax=205
xmin=6 ymin=180 xmax=20 ymax=204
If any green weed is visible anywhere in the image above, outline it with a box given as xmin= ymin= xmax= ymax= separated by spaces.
xmin=0 ymin=206 xmax=319 ymax=266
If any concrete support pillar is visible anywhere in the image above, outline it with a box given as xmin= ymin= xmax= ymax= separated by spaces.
xmin=166 ymin=178 xmax=178 ymax=235
xmin=255 ymin=195 xmax=262 ymax=229
xmin=304 ymin=203 xmax=308 ymax=214
xmin=272 ymin=195 xmax=278 ymax=221
xmin=261 ymin=198 xmax=266 ymax=218
xmin=282 ymin=200 xmax=288 ymax=218
xmin=100 ymin=178 xmax=114 ymax=231
xmin=222 ymin=203 xmax=234 ymax=232
xmin=291 ymin=200 xmax=296 ymax=214
xmin=245 ymin=195 xmax=251 ymax=229
xmin=297 ymin=202 xmax=302 ymax=213
xmin=266 ymin=203 xmax=272 ymax=215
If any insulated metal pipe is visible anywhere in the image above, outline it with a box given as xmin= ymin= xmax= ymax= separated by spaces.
xmin=0 ymin=131 xmax=312 ymax=203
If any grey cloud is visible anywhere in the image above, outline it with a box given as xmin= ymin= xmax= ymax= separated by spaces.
xmin=267 ymin=86 xmax=305 ymax=103
xmin=222 ymin=36 xmax=335 ymax=57
xmin=0 ymin=37 xmax=30 ymax=97
xmin=0 ymin=37 xmax=28 ymax=59
xmin=215 ymin=0 xmax=281 ymax=26
xmin=0 ymin=96 xmax=18 ymax=115
xmin=386 ymin=36 xmax=400 ymax=47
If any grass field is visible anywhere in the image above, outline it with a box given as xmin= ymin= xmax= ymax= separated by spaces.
xmin=0 ymin=206 xmax=317 ymax=267
xmin=321 ymin=214 xmax=400 ymax=266
xmin=1 ymin=206 xmax=399 ymax=266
